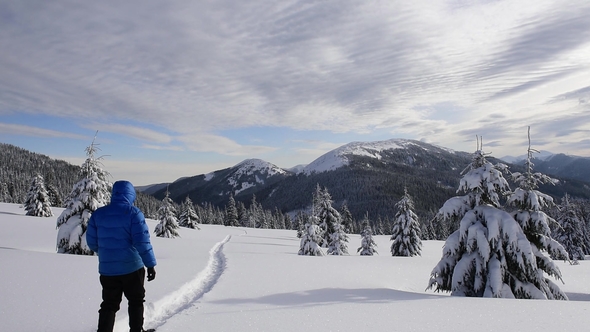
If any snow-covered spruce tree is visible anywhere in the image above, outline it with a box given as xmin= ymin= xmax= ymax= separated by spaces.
xmin=390 ymin=188 xmax=421 ymax=257
xmin=179 ymin=196 xmax=200 ymax=230
xmin=0 ymin=182 xmax=10 ymax=203
xmin=375 ymin=216 xmax=385 ymax=235
xmin=23 ymin=173 xmax=53 ymax=217
xmin=340 ymin=204 xmax=355 ymax=234
xmin=506 ymin=131 xmax=568 ymax=299
xmin=316 ymin=187 xmax=348 ymax=254
xmin=56 ymin=136 xmax=111 ymax=255
xmin=328 ymin=217 xmax=349 ymax=255
xmin=421 ymin=217 xmax=437 ymax=241
xmin=154 ymin=191 xmax=180 ymax=238
xmin=298 ymin=215 xmax=324 ymax=256
xmin=274 ymin=207 xmax=287 ymax=229
xmin=295 ymin=211 xmax=307 ymax=238
xmin=358 ymin=214 xmax=377 ymax=256
xmin=554 ymin=194 xmax=586 ymax=262
xmin=224 ymin=194 xmax=239 ymax=227
xmin=44 ymin=172 xmax=63 ymax=208
xmin=569 ymin=196 xmax=590 ymax=255
xmin=248 ymin=195 xmax=263 ymax=228
xmin=428 ymin=140 xmax=548 ymax=299
xmin=237 ymin=201 xmax=248 ymax=227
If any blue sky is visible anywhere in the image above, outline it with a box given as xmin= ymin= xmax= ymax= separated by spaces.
xmin=1 ymin=0 xmax=590 ymax=185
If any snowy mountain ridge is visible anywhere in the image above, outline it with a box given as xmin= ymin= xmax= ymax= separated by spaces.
xmin=234 ymin=158 xmax=287 ymax=177
xmin=498 ymin=151 xmax=590 ymax=183
xmin=159 ymin=158 xmax=292 ymax=203
xmin=302 ymin=138 xmax=453 ymax=174
xmin=227 ymin=159 xmax=287 ymax=195
xmin=135 ymin=137 xmax=590 ymax=220
xmin=500 ymin=150 xmax=555 ymax=164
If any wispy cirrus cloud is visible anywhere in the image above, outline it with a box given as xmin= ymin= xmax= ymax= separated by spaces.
xmin=84 ymin=123 xmax=173 ymax=144
xmin=178 ymin=133 xmax=277 ymax=156
xmin=2 ymin=0 xmax=590 ymax=183
xmin=0 ymin=122 xmax=87 ymax=140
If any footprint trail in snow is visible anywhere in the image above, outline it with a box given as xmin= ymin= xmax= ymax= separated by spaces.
xmin=115 ymin=235 xmax=231 ymax=332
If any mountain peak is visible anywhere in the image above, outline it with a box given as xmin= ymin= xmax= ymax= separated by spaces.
xmin=235 ymin=158 xmax=286 ymax=176
xmin=302 ymin=138 xmax=448 ymax=174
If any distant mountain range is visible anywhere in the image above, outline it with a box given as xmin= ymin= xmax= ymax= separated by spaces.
xmin=500 ymin=150 xmax=555 ymax=164
xmin=149 ymin=139 xmax=590 ymax=221
xmin=500 ymin=152 xmax=590 ymax=183
xmin=3 ymin=139 xmax=589 ymax=222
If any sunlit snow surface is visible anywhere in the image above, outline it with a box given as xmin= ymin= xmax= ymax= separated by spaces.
xmin=1 ymin=202 xmax=590 ymax=332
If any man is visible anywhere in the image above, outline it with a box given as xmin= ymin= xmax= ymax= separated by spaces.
xmin=87 ymin=180 xmax=157 ymax=332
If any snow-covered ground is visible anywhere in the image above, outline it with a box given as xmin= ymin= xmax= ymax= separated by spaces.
xmin=2 ymin=202 xmax=590 ymax=332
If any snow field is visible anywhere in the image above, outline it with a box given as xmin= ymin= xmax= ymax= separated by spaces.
xmin=133 ymin=235 xmax=231 ymax=331
xmin=2 ymin=203 xmax=590 ymax=332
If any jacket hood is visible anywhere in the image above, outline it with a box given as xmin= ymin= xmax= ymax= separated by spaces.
xmin=111 ymin=180 xmax=136 ymax=205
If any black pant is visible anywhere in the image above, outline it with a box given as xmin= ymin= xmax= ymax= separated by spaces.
xmin=98 ymin=268 xmax=146 ymax=332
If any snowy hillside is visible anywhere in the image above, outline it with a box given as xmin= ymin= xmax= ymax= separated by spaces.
xmin=154 ymin=158 xmax=290 ymax=203
xmin=2 ymin=202 xmax=590 ymax=332
xmin=223 ymin=158 xmax=287 ymax=195
xmin=303 ymin=139 xmax=453 ymax=174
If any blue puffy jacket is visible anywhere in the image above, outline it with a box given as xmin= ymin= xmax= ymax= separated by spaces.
xmin=86 ymin=180 xmax=157 ymax=276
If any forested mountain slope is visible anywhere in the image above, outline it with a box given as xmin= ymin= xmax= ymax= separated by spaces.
xmin=153 ymin=139 xmax=590 ymax=221
xmin=0 ymin=143 xmax=79 ymax=204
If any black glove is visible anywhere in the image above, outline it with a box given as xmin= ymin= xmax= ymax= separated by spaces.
xmin=147 ymin=267 xmax=156 ymax=282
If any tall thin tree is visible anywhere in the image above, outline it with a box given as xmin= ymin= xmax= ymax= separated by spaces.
xmin=506 ymin=127 xmax=568 ymax=299
xmin=554 ymin=194 xmax=586 ymax=262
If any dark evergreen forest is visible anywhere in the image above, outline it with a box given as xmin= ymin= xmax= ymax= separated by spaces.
xmin=3 ymin=141 xmax=590 ymax=240
xmin=0 ymin=143 xmax=79 ymax=205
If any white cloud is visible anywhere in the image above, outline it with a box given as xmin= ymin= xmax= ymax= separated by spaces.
xmin=0 ymin=122 xmax=88 ymax=140
xmin=84 ymin=123 xmax=173 ymax=144
xmin=178 ymin=133 xmax=277 ymax=156
xmin=1 ymin=0 xmax=590 ymax=162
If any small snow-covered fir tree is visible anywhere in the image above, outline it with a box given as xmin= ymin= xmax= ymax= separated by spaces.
xmin=44 ymin=172 xmax=62 ymax=208
xmin=295 ymin=211 xmax=306 ymax=238
xmin=154 ymin=191 xmax=180 ymax=238
xmin=328 ymin=217 xmax=349 ymax=255
xmin=0 ymin=182 xmax=10 ymax=203
xmin=421 ymin=217 xmax=437 ymax=241
xmin=224 ymin=194 xmax=239 ymax=227
xmin=428 ymin=138 xmax=549 ymax=299
xmin=375 ymin=216 xmax=385 ymax=235
xmin=179 ymin=196 xmax=200 ymax=230
xmin=390 ymin=188 xmax=422 ymax=257
xmin=340 ymin=204 xmax=355 ymax=233
xmin=506 ymin=130 xmax=568 ymax=299
xmin=554 ymin=194 xmax=586 ymax=262
xmin=358 ymin=214 xmax=377 ymax=256
xmin=23 ymin=173 xmax=53 ymax=217
xmin=56 ymin=136 xmax=111 ymax=255
xmin=569 ymin=196 xmax=590 ymax=255
xmin=298 ymin=214 xmax=324 ymax=256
